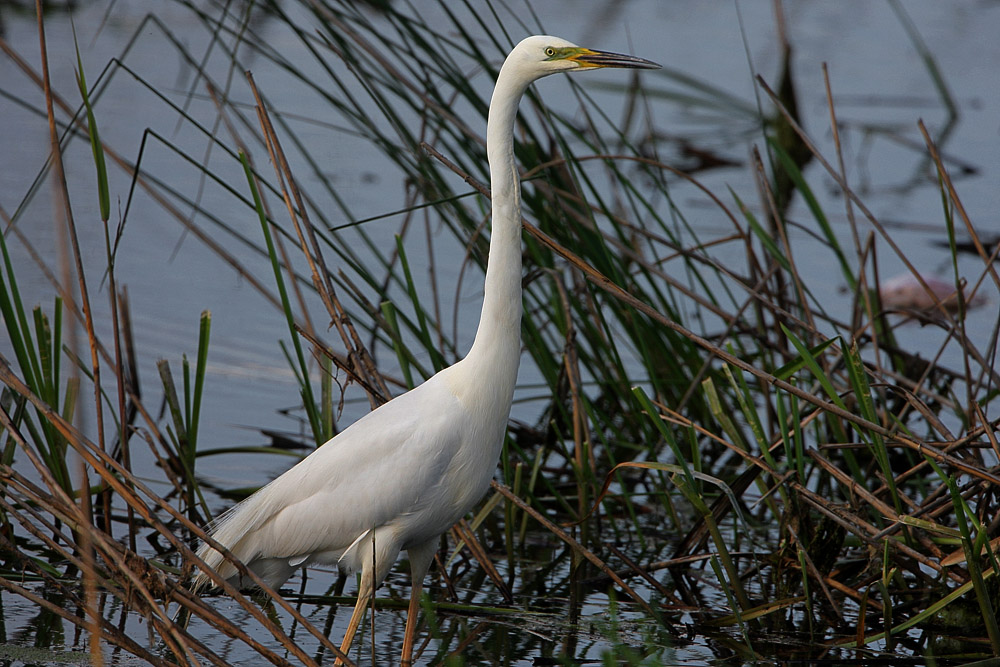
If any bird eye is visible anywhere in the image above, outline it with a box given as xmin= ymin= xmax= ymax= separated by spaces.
xmin=544 ymin=47 xmax=556 ymax=57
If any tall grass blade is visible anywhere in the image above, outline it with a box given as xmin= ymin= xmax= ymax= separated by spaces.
xmin=239 ymin=151 xmax=322 ymax=445
xmin=72 ymin=24 xmax=110 ymax=222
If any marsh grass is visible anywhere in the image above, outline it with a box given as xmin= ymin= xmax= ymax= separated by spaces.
xmin=0 ymin=0 xmax=998 ymax=664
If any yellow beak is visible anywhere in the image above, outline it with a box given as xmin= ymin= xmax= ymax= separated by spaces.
xmin=568 ymin=48 xmax=661 ymax=70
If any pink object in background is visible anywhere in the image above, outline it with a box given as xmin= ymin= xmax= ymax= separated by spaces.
xmin=878 ymin=273 xmax=985 ymax=312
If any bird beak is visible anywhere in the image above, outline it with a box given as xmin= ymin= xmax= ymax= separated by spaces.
xmin=568 ymin=48 xmax=661 ymax=70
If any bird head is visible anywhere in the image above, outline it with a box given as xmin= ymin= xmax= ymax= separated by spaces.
xmin=508 ymin=35 xmax=661 ymax=79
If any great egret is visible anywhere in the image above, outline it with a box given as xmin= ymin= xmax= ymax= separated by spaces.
xmin=195 ymin=35 xmax=658 ymax=665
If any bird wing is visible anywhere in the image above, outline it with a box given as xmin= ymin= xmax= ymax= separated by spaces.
xmin=200 ymin=372 xmax=467 ymax=577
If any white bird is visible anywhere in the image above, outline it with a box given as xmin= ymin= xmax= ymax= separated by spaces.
xmin=194 ymin=35 xmax=659 ymax=665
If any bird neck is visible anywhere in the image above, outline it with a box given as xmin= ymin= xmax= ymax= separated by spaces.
xmin=462 ymin=63 xmax=530 ymax=388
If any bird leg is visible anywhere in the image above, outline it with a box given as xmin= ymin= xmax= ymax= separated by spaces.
xmin=399 ymin=578 xmax=423 ymax=667
xmin=400 ymin=539 xmax=437 ymax=666
xmin=335 ymin=577 xmax=372 ymax=666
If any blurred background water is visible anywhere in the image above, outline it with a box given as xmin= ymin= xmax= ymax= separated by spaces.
xmin=3 ymin=0 xmax=996 ymax=480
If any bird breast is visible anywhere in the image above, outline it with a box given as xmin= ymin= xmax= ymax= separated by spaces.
xmin=253 ymin=367 xmax=507 ymax=562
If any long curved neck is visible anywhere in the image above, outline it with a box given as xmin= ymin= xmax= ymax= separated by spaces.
xmin=461 ymin=63 xmax=532 ymax=390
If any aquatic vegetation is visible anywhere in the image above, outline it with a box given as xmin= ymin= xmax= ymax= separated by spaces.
xmin=0 ymin=1 xmax=996 ymax=664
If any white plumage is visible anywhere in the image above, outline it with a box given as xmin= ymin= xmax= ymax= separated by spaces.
xmin=194 ymin=35 xmax=658 ymax=665
xmin=198 ymin=367 xmax=502 ymax=585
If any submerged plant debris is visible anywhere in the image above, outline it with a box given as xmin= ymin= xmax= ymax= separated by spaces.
xmin=0 ymin=1 xmax=998 ymax=665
